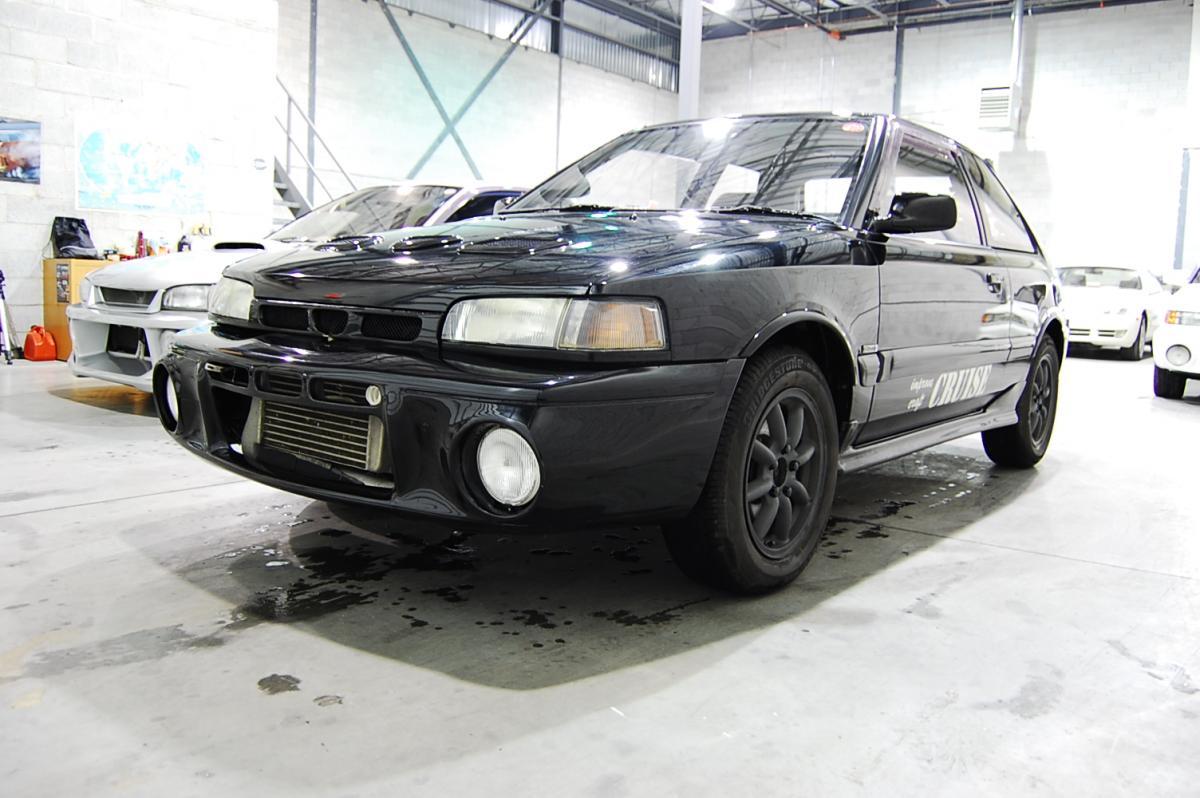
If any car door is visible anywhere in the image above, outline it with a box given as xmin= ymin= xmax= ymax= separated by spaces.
xmin=960 ymin=151 xmax=1047 ymax=363
xmin=860 ymin=130 xmax=1014 ymax=443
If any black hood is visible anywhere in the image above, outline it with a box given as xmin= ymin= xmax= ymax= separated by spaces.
xmin=225 ymin=211 xmax=834 ymax=306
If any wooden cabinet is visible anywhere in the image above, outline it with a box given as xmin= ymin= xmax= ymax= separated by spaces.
xmin=42 ymin=258 xmax=107 ymax=361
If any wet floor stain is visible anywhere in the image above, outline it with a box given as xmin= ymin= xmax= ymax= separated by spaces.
xmin=592 ymin=599 xmax=709 ymax=627
xmin=257 ymin=673 xmax=301 ymax=694
xmin=20 ymin=625 xmax=224 ymax=679
xmin=313 ymin=694 xmax=343 ymax=707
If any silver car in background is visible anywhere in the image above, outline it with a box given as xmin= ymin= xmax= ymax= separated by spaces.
xmin=67 ymin=183 xmax=524 ymax=391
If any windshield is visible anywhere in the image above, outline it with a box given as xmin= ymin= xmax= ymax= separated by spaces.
xmin=508 ymin=116 xmax=871 ymax=220
xmin=1059 ymin=267 xmax=1141 ymax=290
xmin=269 ymin=184 xmax=459 ymax=242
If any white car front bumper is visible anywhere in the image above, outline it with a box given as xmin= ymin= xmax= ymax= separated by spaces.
xmin=1066 ymin=315 xmax=1140 ymax=350
xmin=1152 ymin=321 xmax=1200 ymax=377
xmin=66 ymin=303 xmax=208 ymax=392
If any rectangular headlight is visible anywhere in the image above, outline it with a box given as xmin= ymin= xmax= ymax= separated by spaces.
xmin=209 ymin=277 xmax=253 ymax=321
xmin=442 ymin=297 xmax=666 ymax=351
xmin=162 ymin=284 xmax=211 ymax=311
xmin=1166 ymin=310 xmax=1200 ymax=326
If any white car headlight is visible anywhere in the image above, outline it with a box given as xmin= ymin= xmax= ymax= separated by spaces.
xmin=162 ymin=284 xmax=211 ymax=311
xmin=209 ymin=277 xmax=254 ymax=321
xmin=442 ymin=297 xmax=666 ymax=351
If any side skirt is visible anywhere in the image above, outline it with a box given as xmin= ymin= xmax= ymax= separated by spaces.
xmin=838 ymin=384 xmax=1022 ymax=474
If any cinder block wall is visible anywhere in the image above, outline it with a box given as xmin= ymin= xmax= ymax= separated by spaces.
xmin=0 ymin=0 xmax=278 ymax=335
xmin=275 ymin=0 xmax=678 ymax=193
xmin=700 ymin=2 xmax=1191 ymax=272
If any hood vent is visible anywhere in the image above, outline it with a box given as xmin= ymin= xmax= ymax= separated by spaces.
xmin=460 ymin=236 xmax=566 ymax=255
xmin=317 ymin=235 xmax=382 ymax=253
xmin=392 ymin=235 xmax=463 ymax=253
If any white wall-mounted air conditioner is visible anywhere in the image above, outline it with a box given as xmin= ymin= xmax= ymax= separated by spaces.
xmin=978 ymin=85 xmax=1021 ymax=131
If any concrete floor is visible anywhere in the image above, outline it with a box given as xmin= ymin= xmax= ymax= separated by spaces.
xmin=1 ymin=353 xmax=1197 ymax=796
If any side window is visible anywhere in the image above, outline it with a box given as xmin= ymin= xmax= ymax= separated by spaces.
xmin=963 ymin=154 xmax=1037 ymax=253
xmin=446 ymin=192 xmax=519 ymax=223
xmin=889 ymin=137 xmax=981 ymax=246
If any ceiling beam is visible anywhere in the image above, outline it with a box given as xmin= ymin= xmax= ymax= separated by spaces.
xmin=575 ymin=0 xmax=681 ymax=37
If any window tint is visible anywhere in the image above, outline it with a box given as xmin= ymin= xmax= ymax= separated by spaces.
xmin=446 ymin=192 xmax=519 ymax=223
xmin=888 ymin=137 xmax=980 ymax=246
xmin=963 ymin=154 xmax=1036 ymax=253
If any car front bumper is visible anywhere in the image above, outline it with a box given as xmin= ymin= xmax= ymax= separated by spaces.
xmin=157 ymin=330 xmax=743 ymax=528
xmin=67 ymin=303 xmax=208 ymax=392
xmin=1152 ymin=322 xmax=1200 ymax=377
xmin=1066 ymin=315 xmax=1139 ymax=349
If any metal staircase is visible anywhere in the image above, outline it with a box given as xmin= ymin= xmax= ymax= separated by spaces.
xmin=273 ymin=76 xmax=358 ymax=223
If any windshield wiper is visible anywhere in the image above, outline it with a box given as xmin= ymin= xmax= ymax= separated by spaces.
xmin=709 ymin=205 xmax=832 ymax=222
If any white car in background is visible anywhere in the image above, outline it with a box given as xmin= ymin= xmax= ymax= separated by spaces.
xmin=1060 ymin=266 xmax=1167 ymax=360
xmin=1153 ymin=269 xmax=1200 ymax=398
xmin=67 ymin=183 xmax=524 ymax=391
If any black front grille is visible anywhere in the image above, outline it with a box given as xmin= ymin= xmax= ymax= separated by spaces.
xmin=207 ymin=363 xmax=250 ymax=388
xmin=260 ymin=304 xmax=309 ymax=330
xmin=258 ymin=371 xmax=303 ymax=397
xmin=313 ymin=308 xmax=349 ymax=336
xmin=361 ymin=313 xmax=421 ymax=341
xmin=99 ymin=287 xmax=156 ymax=307
xmin=312 ymin=379 xmax=370 ymax=406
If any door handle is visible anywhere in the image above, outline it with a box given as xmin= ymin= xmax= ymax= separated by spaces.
xmin=985 ymin=272 xmax=1005 ymax=294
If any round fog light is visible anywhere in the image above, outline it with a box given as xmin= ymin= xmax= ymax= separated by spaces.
xmin=1166 ymin=345 xmax=1191 ymax=367
xmin=476 ymin=427 xmax=541 ymax=507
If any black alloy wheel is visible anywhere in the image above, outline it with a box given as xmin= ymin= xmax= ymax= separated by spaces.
xmin=663 ymin=347 xmax=838 ymax=594
xmin=982 ymin=335 xmax=1059 ymax=468
xmin=744 ymin=389 xmax=823 ymax=559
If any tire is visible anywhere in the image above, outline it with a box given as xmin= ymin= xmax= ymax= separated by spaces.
xmin=1121 ymin=316 xmax=1146 ymax=360
xmin=1153 ymin=365 xmax=1187 ymax=399
xmin=663 ymin=347 xmax=839 ymax=594
xmin=982 ymin=336 xmax=1059 ymax=468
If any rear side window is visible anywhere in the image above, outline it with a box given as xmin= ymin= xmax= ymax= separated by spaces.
xmin=888 ymin=137 xmax=981 ymax=246
xmin=963 ymin=154 xmax=1037 ymax=253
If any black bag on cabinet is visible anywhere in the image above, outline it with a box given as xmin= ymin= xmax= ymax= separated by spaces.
xmin=50 ymin=216 xmax=100 ymax=259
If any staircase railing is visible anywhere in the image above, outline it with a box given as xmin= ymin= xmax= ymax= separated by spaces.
xmin=276 ymin=75 xmax=357 ymax=207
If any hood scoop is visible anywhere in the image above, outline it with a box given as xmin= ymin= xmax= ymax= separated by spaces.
xmin=214 ymin=241 xmax=266 ymax=251
xmin=392 ymin=235 xmax=464 ymax=254
xmin=459 ymin=235 xmax=567 ymax=255
xmin=317 ymin=235 xmax=383 ymax=253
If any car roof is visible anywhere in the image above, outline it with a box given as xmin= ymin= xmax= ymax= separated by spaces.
xmin=633 ymin=112 xmax=962 ymax=152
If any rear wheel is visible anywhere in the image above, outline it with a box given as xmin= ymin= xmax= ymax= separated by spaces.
xmin=1153 ymin=366 xmax=1187 ymax=399
xmin=663 ymin=348 xmax=838 ymax=594
xmin=982 ymin=336 xmax=1059 ymax=468
xmin=1121 ymin=316 xmax=1146 ymax=360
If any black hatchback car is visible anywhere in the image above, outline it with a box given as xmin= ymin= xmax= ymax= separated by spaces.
xmin=156 ymin=113 xmax=1063 ymax=594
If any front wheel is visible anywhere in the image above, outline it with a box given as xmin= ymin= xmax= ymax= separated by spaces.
xmin=982 ymin=336 xmax=1059 ymax=468
xmin=1153 ymin=366 xmax=1187 ymax=399
xmin=663 ymin=348 xmax=839 ymax=594
xmin=1121 ymin=316 xmax=1146 ymax=360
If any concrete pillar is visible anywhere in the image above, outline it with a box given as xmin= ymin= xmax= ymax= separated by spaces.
xmin=678 ymin=0 xmax=702 ymax=119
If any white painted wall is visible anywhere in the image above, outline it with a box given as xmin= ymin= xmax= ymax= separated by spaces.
xmin=275 ymin=0 xmax=678 ymax=199
xmin=0 ymin=0 xmax=278 ymax=334
xmin=700 ymin=2 xmax=1192 ymax=274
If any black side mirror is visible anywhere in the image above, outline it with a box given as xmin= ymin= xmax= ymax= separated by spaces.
xmin=871 ymin=193 xmax=957 ymax=235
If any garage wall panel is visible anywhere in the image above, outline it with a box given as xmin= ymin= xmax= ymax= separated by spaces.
xmin=0 ymin=0 xmax=278 ymax=332
xmin=274 ymin=0 xmax=676 ymax=193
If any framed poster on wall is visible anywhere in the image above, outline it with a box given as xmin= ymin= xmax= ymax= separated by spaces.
xmin=76 ymin=121 xmax=206 ymax=214
xmin=0 ymin=117 xmax=41 ymax=184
